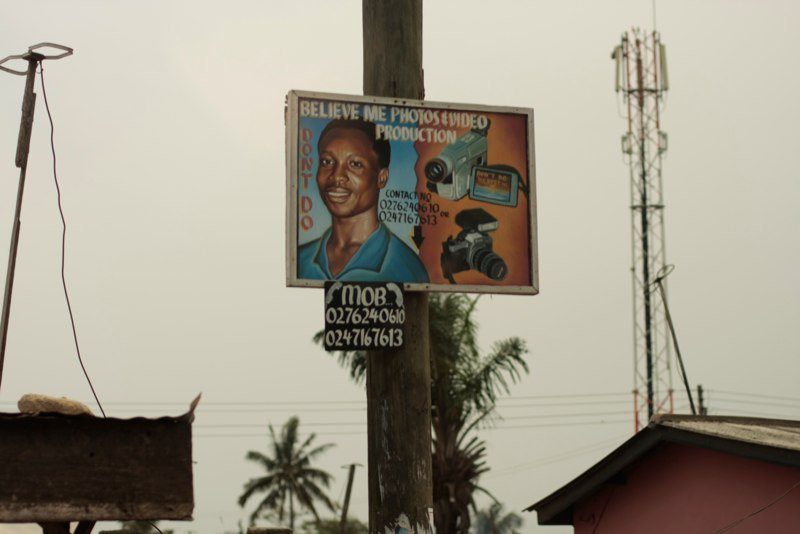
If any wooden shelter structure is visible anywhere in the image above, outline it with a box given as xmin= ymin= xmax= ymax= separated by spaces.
xmin=0 ymin=398 xmax=196 ymax=533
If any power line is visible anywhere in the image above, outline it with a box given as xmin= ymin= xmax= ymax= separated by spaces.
xmin=75 ymin=406 xmax=369 ymax=414
xmin=714 ymin=479 xmax=800 ymax=533
xmin=87 ymin=399 xmax=365 ymax=406
xmin=193 ymin=411 xmax=630 ymax=429
xmin=500 ymin=410 xmax=630 ymax=421
xmin=497 ymin=392 xmax=629 ymax=400
xmin=195 ymin=431 xmax=368 ymax=439
xmin=0 ymin=391 xmax=630 ymax=406
xmin=0 ymin=402 xmax=631 ymax=414
xmin=6 ymin=389 xmax=797 ymax=411
xmin=496 ymin=399 xmax=630 ymax=408
xmin=487 ymin=434 xmax=628 ymax=479
xmin=194 ymin=418 xmax=631 ymax=439
xmin=708 ymin=389 xmax=800 ymax=403
xmin=708 ymin=397 xmax=800 ymax=410
xmin=707 ymin=407 xmax=798 ymax=419
xmin=483 ymin=419 xmax=630 ymax=430
xmin=195 ymin=422 xmax=366 ymax=429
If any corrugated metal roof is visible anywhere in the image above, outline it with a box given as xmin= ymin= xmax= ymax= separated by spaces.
xmin=655 ymin=414 xmax=800 ymax=453
xmin=527 ymin=414 xmax=800 ymax=525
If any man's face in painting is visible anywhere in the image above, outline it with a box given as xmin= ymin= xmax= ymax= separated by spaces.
xmin=316 ymin=127 xmax=389 ymax=220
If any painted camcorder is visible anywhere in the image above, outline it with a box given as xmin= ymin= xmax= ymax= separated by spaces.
xmin=425 ymin=126 xmax=489 ymax=201
xmin=468 ymin=164 xmax=521 ymax=207
xmin=441 ymin=208 xmax=508 ymax=282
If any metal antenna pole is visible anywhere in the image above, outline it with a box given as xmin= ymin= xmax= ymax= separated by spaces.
xmin=634 ymin=35 xmax=656 ymax=422
xmin=0 ymin=43 xmax=73 ymax=392
xmin=654 ymin=265 xmax=696 ymax=415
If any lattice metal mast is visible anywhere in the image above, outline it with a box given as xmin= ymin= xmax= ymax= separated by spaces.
xmin=612 ymin=29 xmax=672 ymax=431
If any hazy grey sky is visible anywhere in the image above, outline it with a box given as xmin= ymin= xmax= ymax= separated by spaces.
xmin=1 ymin=1 xmax=798 ymax=533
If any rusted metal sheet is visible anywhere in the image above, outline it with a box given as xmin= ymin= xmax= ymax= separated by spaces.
xmin=0 ymin=400 xmax=195 ymax=522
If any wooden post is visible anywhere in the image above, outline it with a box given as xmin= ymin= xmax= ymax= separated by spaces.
xmin=363 ymin=3 xmax=432 ymax=533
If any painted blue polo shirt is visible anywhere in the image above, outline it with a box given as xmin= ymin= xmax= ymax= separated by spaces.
xmin=297 ymin=223 xmax=429 ymax=283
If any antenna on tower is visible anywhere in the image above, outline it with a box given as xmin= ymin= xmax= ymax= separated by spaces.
xmin=613 ymin=29 xmax=673 ymax=432
xmin=652 ymin=0 xmax=658 ymax=32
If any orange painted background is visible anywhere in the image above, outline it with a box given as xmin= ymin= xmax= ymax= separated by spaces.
xmin=413 ymin=110 xmax=532 ymax=287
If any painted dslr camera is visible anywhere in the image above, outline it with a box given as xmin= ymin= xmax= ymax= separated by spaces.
xmin=441 ymin=208 xmax=508 ymax=282
xmin=425 ymin=121 xmax=522 ymax=207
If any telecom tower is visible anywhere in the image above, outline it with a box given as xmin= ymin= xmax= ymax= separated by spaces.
xmin=612 ymin=29 xmax=673 ymax=432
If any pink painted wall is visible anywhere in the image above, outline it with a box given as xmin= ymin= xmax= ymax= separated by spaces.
xmin=573 ymin=443 xmax=800 ymax=534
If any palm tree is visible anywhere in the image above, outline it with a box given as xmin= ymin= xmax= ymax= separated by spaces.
xmin=315 ymin=293 xmax=528 ymax=534
xmin=472 ymin=503 xmax=523 ymax=534
xmin=429 ymin=294 xmax=528 ymax=533
xmin=238 ymin=416 xmax=336 ymax=529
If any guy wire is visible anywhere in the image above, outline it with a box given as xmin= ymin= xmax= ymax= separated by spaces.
xmin=40 ymin=58 xmax=164 ymax=534
xmin=39 ymin=62 xmax=107 ymax=418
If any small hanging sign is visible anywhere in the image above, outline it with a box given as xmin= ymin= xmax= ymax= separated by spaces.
xmin=323 ymin=281 xmax=405 ymax=351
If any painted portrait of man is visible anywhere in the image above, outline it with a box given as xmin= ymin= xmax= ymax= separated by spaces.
xmin=297 ymin=118 xmax=429 ymax=283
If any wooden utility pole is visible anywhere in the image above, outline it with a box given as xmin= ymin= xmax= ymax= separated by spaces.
xmin=363 ymin=1 xmax=433 ymax=532
xmin=340 ymin=463 xmax=359 ymax=534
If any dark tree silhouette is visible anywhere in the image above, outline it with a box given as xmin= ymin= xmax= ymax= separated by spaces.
xmin=238 ymin=416 xmax=336 ymax=530
xmin=473 ymin=502 xmax=523 ymax=534
xmin=316 ymin=293 xmax=528 ymax=533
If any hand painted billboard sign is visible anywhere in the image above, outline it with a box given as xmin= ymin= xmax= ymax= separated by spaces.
xmin=286 ymin=90 xmax=538 ymax=295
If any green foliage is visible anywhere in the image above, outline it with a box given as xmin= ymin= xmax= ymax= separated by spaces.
xmin=429 ymin=294 xmax=528 ymax=420
xmin=429 ymin=295 xmax=528 ymax=533
xmin=472 ymin=503 xmax=523 ymax=534
xmin=316 ymin=294 xmax=529 ymax=534
xmin=300 ymin=517 xmax=368 ymax=534
xmin=238 ymin=416 xmax=336 ymax=530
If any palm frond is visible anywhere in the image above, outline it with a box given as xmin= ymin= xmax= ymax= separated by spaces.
xmin=247 ymin=486 xmax=284 ymax=524
xmin=452 ymin=295 xmax=480 ymax=360
xmin=302 ymin=441 xmax=336 ymax=462
xmin=473 ymin=485 xmax=500 ymax=506
xmin=462 ymin=337 xmax=528 ymax=412
xmin=301 ymin=478 xmax=337 ymax=512
xmin=312 ymin=330 xmax=367 ymax=383
xmin=296 ymin=470 xmax=334 ymax=491
xmin=293 ymin=484 xmax=320 ymax=521
xmin=238 ymin=475 xmax=280 ymax=507
xmin=281 ymin=417 xmax=300 ymax=452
